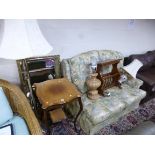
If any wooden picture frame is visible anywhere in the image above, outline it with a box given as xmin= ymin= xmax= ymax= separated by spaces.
xmin=16 ymin=55 xmax=61 ymax=116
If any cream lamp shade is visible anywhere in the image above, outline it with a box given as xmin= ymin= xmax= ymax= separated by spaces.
xmin=0 ymin=19 xmax=53 ymax=85
xmin=0 ymin=19 xmax=53 ymax=59
xmin=123 ymin=59 xmax=143 ymax=78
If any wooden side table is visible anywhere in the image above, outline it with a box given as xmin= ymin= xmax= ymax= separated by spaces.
xmin=33 ymin=78 xmax=83 ymax=134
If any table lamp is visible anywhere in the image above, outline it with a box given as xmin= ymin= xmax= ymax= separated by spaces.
xmin=0 ymin=19 xmax=53 ymax=59
xmin=0 ymin=19 xmax=53 ymax=84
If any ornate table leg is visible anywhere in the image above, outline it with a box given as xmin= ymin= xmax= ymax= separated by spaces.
xmin=74 ymin=97 xmax=83 ymax=132
xmin=43 ymin=110 xmax=50 ymax=135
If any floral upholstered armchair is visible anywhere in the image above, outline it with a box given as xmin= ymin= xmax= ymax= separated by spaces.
xmin=61 ymin=50 xmax=146 ymax=134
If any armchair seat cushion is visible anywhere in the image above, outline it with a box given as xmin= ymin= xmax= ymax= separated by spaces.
xmin=3 ymin=115 xmax=30 ymax=135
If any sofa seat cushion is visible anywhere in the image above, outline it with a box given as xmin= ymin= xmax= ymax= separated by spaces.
xmin=81 ymin=84 xmax=146 ymax=125
xmin=3 ymin=115 xmax=30 ymax=135
xmin=0 ymin=87 xmax=13 ymax=126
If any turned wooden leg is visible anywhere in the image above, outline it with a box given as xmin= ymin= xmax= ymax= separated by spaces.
xmin=43 ymin=110 xmax=50 ymax=135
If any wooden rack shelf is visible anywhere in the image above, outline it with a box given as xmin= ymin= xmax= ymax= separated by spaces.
xmin=96 ymin=59 xmax=121 ymax=95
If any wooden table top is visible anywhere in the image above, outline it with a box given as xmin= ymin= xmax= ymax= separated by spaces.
xmin=34 ymin=78 xmax=81 ymax=109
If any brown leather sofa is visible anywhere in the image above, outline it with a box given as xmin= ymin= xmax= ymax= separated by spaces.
xmin=124 ymin=50 xmax=155 ymax=103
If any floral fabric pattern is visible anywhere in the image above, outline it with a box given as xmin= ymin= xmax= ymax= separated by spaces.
xmin=69 ymin=50 xmax=99 ymax=93
xmin=62 ymin=50 xmax=124 ymax=93
xmin=61 ymin=59 xmax=72 ymax=81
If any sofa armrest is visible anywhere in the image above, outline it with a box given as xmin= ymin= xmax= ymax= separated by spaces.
xmin=126 ymin=78 xmax=143 ymax=89
xmin=119 ymin=67 xmax=143 ymax=89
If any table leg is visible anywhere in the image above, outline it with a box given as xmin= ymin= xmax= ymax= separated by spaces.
xmin=43 ymin=110 xmax=50 ymax=135
xmin=74 ymin=97 xmax=83 ymax=132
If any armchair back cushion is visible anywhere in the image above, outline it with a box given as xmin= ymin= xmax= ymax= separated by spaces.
xmin=62 ymin=50 xmax=123 ymax=93
xmin=0 ymin=87 xmax=13 ymax=126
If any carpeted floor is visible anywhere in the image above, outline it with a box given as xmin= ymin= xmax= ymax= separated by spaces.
xmin=47 ymin=98 xmax=155 ymax=135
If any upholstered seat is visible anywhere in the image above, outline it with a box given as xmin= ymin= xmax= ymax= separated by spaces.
xmin=62 ymin=50 xmax=146 ymax=134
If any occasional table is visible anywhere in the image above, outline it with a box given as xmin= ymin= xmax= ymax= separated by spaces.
xmin=34 ymin=78 xmax=83 ymax=134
